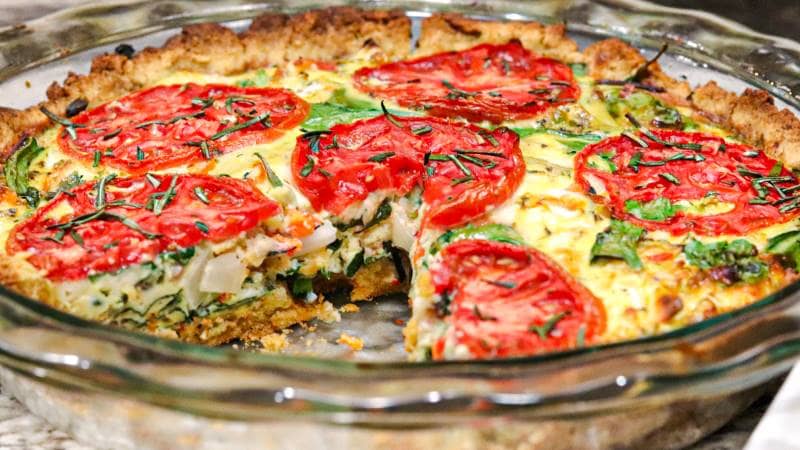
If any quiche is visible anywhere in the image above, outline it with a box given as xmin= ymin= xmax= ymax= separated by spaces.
xmin=1 ymin=7 xmax=800 ymax=360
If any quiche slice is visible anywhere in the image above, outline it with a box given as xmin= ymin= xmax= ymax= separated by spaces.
xmin=1 ymin=7 xmax=800 ymax=360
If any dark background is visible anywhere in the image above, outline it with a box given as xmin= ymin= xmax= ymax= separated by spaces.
xmin=652 ymin=0 xmax=800 ymax=40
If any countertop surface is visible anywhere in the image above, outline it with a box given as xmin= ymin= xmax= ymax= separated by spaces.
xmin=0 ymin=1 xmax=796 ymax=449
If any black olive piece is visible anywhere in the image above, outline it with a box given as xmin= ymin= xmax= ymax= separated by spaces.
xmin=65 ymin=98 xmax=88 ymax=117
xmin=114 ymin=43 xmax=135 ymax=59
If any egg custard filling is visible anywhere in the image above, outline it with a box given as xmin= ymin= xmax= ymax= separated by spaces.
xmin=2 ymin=11 xmax=800 ymax=360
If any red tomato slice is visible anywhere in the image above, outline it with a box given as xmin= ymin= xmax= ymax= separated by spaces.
xmin=58 ymin=84 xmax=308 ymax=174
xmin=7 ymin=174 xmax=280 ymax=281
xmin=290 ymin=115 xmax=524 ymax=228
xmin=353 ymin=41 xmax=579 ymax=123
xmin=574 ymin=129 xmax=800 ymax=236
xmin=429 ymin=240 xmax=606 ymax=359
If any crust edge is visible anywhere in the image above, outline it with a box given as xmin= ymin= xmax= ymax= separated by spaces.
xmin=0 ymin=6 xmax=412 ymax=164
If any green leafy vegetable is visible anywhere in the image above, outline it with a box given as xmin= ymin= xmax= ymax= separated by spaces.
xmin=431 ymin=223 xmax=525 ymax=255
xmin=301 ymin=88 xmax=418 ymax=131
xmin=345 ymin=250 xmax=365 ymax=277
xmin=236 ymin=69 xmax=270 ymax=87
xmin=624 ymin=197 xmax=682 ymax=221
xmin=766 ymin=230 xmax=800 ymax=271
xmin=590 ymin=220 xmax=645 ymax=269
xmin=604 ymin=90 xmax=683 ymax=129
xmin=684 ymin=238 xmax=767 ymax=284
xmin=290 ymin=276 xmax=314 ymax=298
xmin=510 ymin=127 xmax=603 ymax=153
xmin=569 ymin=63 xmax=587 ymax=77
xmin=3 ymin=137 xmax=45 ymax=207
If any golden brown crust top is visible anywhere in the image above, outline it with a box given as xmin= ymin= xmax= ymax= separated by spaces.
xmin=417 ymin=14 xmax=583 ymax=63
xmin=692 ymin=81 xmax=800 ymax=167
xmin=583 ymin=38 xmax=691 ymax=102
xmin=242 ymin=7 xmax=410 ymax=69
xmin=0 ymin=7 xmax=411 ymax=162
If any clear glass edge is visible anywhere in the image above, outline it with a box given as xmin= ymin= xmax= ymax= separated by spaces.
xmin=0 ymin=0 xmax=798 ymax=419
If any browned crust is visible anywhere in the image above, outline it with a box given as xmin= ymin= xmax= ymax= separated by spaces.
xmin=176 ymin=296 xmax=338 ymax=346
xmin=691 ymin=81 xmax=800 ymax=167
xmin=417 ymin=14 xmax=583 ymax=63
xmin=241 ymin=7 xmax=410 ymax=70
xmin=583 ymin=38 xmax=691 ymax=102
xmin=585 ymin=38 xmax=800 ymax=167
xmin=0 ymin=6 xmax=411 ymax=164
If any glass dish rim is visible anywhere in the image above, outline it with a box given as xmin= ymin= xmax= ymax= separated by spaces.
xmin=0 ymin=0 xmax=798 ymax=380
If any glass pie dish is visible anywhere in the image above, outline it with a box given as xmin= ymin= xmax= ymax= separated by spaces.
xmin=1 ymin=0 xmax=800 ymax=448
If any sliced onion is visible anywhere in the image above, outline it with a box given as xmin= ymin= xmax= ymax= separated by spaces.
xmin=179 ymin=246 xmax=211 ymax=309
xmin=199 ymin=252 xmax=248 ymax=294
xmin=584 ymin=173 xmax=607 ymax=196
xmin=391 ymin=208 xmax=415 ymax=251
xmin=296 ymin=221 xmax=337 ymax=256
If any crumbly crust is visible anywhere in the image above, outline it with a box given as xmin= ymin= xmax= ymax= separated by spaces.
xmin=417 ymin=14 xmax=583 ymax=63
xmin=585 ymin=38 xmax=800 ymax=167
xmin=583 ymin=38 xmax=691 ymax=103
xmin=692 ymin=81 xmax=800 ymax=167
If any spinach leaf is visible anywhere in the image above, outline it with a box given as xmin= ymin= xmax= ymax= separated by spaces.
xmin=510 ymin=127 xmax=603 ymax=153
xmin=590 ymin=220 xmax=645 ymax=269
xmin=624 ymin=197 xmax=681 ymax=221
xmin=766 ymin=229 xmax=800 ymax=271
xmin=684 ymin=238 xmax=767 ymax=284
xmin=302 ymin=88 xmax=417 ymax=131
xmin=4 ymin=137 xmax=45 ymax=207
xmin=431 ymin=223 xmax=525 ymax=255
xmin=604 ymin=90 xmax=683 ymax=129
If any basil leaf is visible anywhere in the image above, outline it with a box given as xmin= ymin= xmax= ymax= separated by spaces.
xmin=624 ymin=197 xmax=682 ymax=221
xmin=4 ymin=137 xmax=45 ymax=207
xmin=590 ymin=220 xmax=645 ymax=269
xmin=684 ymin=238 xmax=767 ymax=284
xmin=431 ymin=223 xmax=525 ymax=255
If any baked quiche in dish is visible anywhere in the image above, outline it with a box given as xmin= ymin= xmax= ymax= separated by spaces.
xmin=1 ymin=7 xmax=800 ymax=361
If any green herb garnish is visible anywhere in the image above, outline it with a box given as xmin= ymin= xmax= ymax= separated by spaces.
xmin=255 ymin=153 xmax=283 ymax=187
xmin=529 ymin=312 xmax=567 ymax=339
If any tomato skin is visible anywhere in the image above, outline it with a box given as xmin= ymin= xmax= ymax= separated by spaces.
xmin=575 ymin=130 xmax=800 ymax=236
xmin=430 ymin=240 xmax=606 ymax=359
xmin=353 ymin=41 xmax=579 ymax=123
xmin=58 ymin=84 xmax=308 ymax=174
xmin=7 ymin=174 xmax=280 ymax=281
xmin=291 ymin=116 xmax=523 ymax=228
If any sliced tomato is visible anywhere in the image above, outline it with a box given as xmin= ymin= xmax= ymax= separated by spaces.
xmin=58 ymin=84 xmax=308 ymax=174
xmin=574 ymin=130 xmax=800 ymax=236
xmin=290 ymin=115 xmax=524 ymax=228
xmin=429 ymin=240 xmax=606 ymax=359
xmin=7 ymin=174 xmax=280 ymax=281
xmin=352 ymin=41 xmax=579 ymax=123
